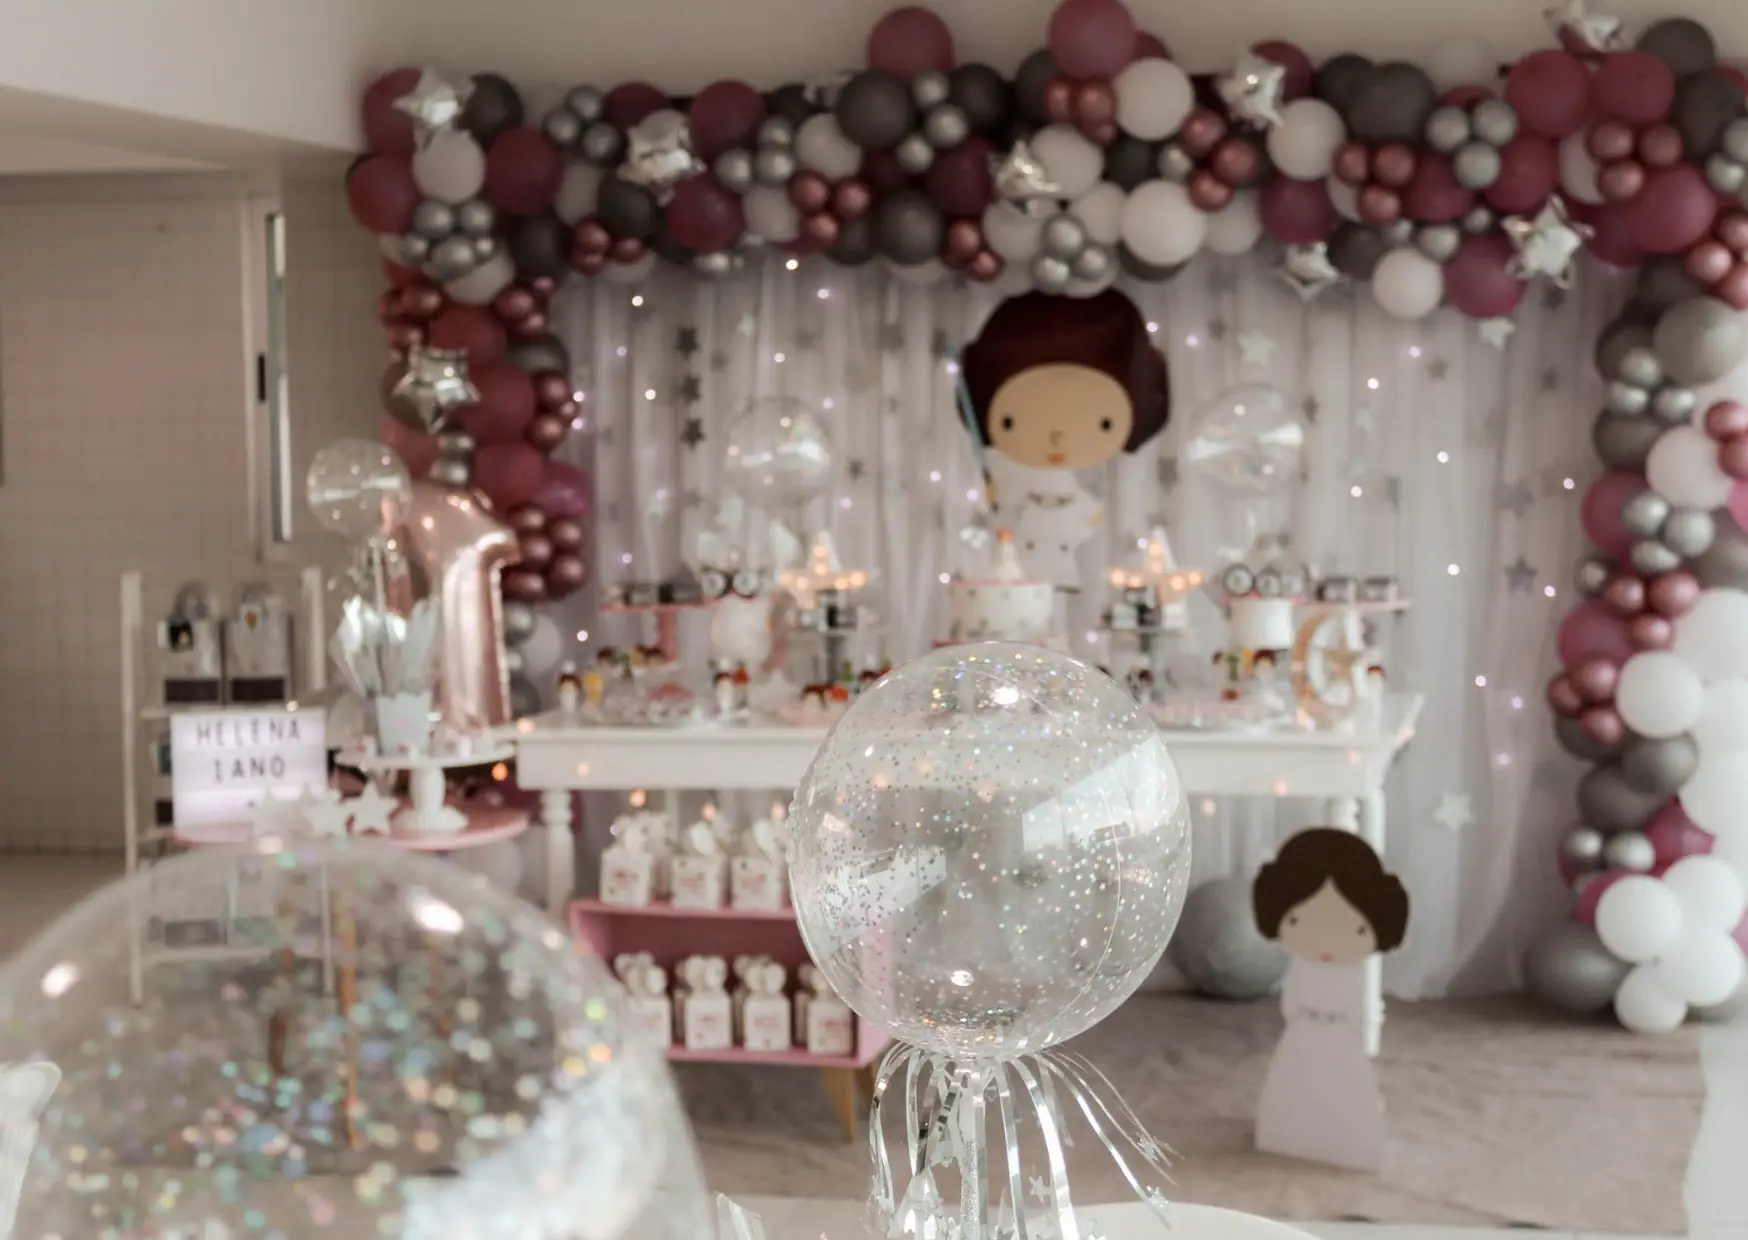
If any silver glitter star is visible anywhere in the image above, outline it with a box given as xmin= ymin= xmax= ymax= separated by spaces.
xmin=1506 ymin=556 xmax=1538 ymax=593
xmin=1500 ymin=480 xmax=1535 ymax=517
xmin=1237 ymin=331 xmax=1276 ymax=368
xmin=990 ymin=141 xmax=1063 ymax=215
xmin=1543 ymin=0 xmax=1623 ymax=54
xmin=393 ymin=70 xmax=473 ymax=147
xmin=1504 ymin=196 xmax=1592 ymax=288
xmin=391 ymin=344 xmax=479 ymax=432
xmin=1278 ymin=243 xmax=1342 ymax=302
xmin=618 ymin=109 xmax=703 ymax=199
xmin=1216 ymin=50 xmax=1287 ymax=128
xmin=1478 ymin=317 xmax=1517 ymax=349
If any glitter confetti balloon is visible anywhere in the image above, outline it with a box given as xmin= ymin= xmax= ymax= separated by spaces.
xmin=0 ymin=839 xmax=709 ymax=1239
xmin=787 ymin=644 xmax=1192 ymax=1058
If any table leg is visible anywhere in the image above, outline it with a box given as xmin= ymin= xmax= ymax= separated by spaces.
xmin=1359 ymin=791 xmax=1386 ymax=1059
xmin=542 ymin=788 xmax=575 ymax=916
xmin=822 ymin=1066 xmax=863 ymax=1143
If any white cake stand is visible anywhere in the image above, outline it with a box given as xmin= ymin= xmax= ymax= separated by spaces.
xmin=339 ymin=741 xmax=516 ymax=836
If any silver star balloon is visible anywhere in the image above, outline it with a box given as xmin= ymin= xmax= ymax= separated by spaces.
xmin=1503 ymin=195 xmax=1592 ymax=288
xmin=392 ymin=344 xmax=480 ymax=432
xmin=619 ymin=108 xmax=704 ymax=200
xmin=393 ymin=69 xmax=473 ymax=147
xmin=990 ymin=140 xmax=1063 ymax=216
xmin=1277 ymin=243 xmax=1343 ymax=302
xmin=1216 ymin=50 xmax=1287 ymax=129
xmin=804 ymin=72 xmax=855 ymax=112
xmin=1543 ymin=0 xmax=1623 ymax=54
xmin=1478 ymin=317 xmax=1518 ymax=349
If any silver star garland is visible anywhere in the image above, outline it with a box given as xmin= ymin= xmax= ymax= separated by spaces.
xmin=1543 ymin=0 xmax=1623 ymax=53
xmin=1503 ymin=196 xmax=1592 ymax=288
xmin=618 ymin=109 xmax=704 ymax=200
xmin=1478 ymin=317 xmax=1517 ymax=349
xmin=392 ymin=344 xmax=479 ymax=432
xmin=1277 ymin=242 xmax=1343 ymax=302
xmin=1215 ymin=50 xmax=1287 ymax=128
xmin=393 ymin=69 xmax=473 ymax=148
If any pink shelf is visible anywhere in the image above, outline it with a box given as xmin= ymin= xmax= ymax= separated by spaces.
xmin=569 ymin=897 xmax=796 ymax=922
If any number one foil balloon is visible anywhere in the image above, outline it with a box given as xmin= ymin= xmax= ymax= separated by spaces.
xmin=787 ymin=644 xmax=1193 ymax=1240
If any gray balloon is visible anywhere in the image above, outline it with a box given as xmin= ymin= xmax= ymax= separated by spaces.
xmin=1637 ymin=17 xmax=1719 ymax=79
xmin=1606 ymin=381 xmax=1650 ymax=416
xmin=1578 ymin=763 xmax=1668 ymax=832
xmin=504 ymin=647 xmax=526 ymax=677
xmin=1071 ymin=243 xmax=1113 ymax=282
xmin=894 ymin=133 xmax=936 ymax=175
xmin=1042 ymin=213 xmax=1087 ymax=259
xmin=471 ymin=235 xmax=498 ymax=262
xmin=1471 ymin=99 xmax=1519 ymax=146
xmin=1593 ymin=414 xmax=1661 ymax=472
xmin=565 ymin=85 xmax=605 ymax=123
xmin=873 ymin=189 xmax=944 ymax=265
xmin=412 ymin=199 xmax=456 ymax=239
xmin=1692 ymin=509 xmax=1748 ymax=589
xmin=1632 ymin=539 xmax=1684 ymax=575
xmin=1621 ymin=733 xmax=1700 ymax=796
xmin=506 ymin=333 xmax=571 ymax=376
xmin=1453 ymin=143 xmax=1501 ymax=190
xmin=1725 ymin=117 xmax=1748 ymax=164
xmin=1157 ymin=143 xmax=1195 ymax=182
xmin=389 ymin=232 xmax=430 ymax=266
xmin=1651 ymin=385 xmax=1698 ymax=425
xmin=1654 ymin=296 xmax=1748 ymax=385
xmin=1603 ymin=829 xmax=1659 ymax=872
xmin=1329 ymin=222 xmax=1391 ymax=279
xmin=1561 ymin=825 xmax=1606 ymax=870
xmin=1575 ymin=555 xmax=1614 ymax=596
xmin=1524 ymin=921 xmax=1631 ymax=1015
xmin=1347 ymin=61 xmax=1437 ymax=143
xmin=1424 ymin=106 xmax=1471 ymax=153
xmin=455 ymin=198 xmax=496 ymax=237
xmin=580 ymin=122 xmax=625 ymax=166
xmin=912 ymin=69 xmax=952 ymax=110
xmin=1664 ymin=507 xmax=1718 ymax=557
xmin=1621 ymin=490 xmax=1671 ymax=538
xmin=1636 ymin=256 xmax=1706 ymax=316
xmin=923 ymin=103 xmax=970 ymax=150
xmin=509 ymin=674 xmax=544 ymax=719
xmin=424 ymin=233 xmax=478 ymax=281
xmin=754 ymin=146 xmax=797 ymax=187
xmin=836 ymin=70 xmax=918 ymax=151
xmin=1693 ymin=979 xmax=1748 ymax=1023
xmin=1166 ymin=877 xmax=1291 ymax=1000
xmin=1382 ymin=218 xmax=1415 ymax=246
xmin=543 ymin=107 xmax=583 ymax=149
xmin=1555 ymin=714 xmax=1622 ymax=762
xmin=1672 ymin=71 xmax=1744 ymax=160
xmin=1617 ymin=345 xmax=1665 ymax=389
xmin=715 ymin=148 xmax=756 ymax=193
xmin=1416 ymin=223 xmax=1461 ymax=263
xmin=1707 ymin=153 xmax=1746 ymax=194
xmin=1461 ymin=204 xmax=1494 ymax=234
xmin=502 ymin=601 xmax=538 ymax=646
xmin=1031 ymin=253 xmax=1072 ymax=293
xmin=1117 ymin=244 xmax=1186 ymax=282
xmin=758 ymin=116 xmax=796 ymax=150
xmin=1315 ymin=54 xmax=1376 ymax=116
xmin=1595 ymin=311 xmax=1657 ymax=378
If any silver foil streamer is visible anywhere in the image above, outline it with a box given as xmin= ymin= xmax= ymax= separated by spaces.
xmin=328 ymin=594 xmax=441 ymax=700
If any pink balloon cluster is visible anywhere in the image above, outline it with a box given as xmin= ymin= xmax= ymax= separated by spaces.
xmin=1704 ymin=399 xmax=1748 ymax=485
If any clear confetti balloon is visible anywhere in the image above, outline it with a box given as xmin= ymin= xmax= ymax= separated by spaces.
xmin=0 ymin=840 xmax=709 ymax=1239
xmin=722 ymin=395 xmax=835 ymax=510
xmin=1181 ymin=382 xmax=1306 ymax=498
xmin=307 ymin=439 xmax=412 ymax=540
xmin=787 ymin=644 xmax=1192 ymax=1058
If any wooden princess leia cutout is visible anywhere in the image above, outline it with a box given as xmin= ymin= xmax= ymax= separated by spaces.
xmin=1251 ymin=829 xmax=1409 ymax=1173
xmin=960 ymin=290 xmax=1171 ymax=588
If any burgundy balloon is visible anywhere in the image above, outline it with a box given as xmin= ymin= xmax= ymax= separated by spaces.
xmin=610 ymin=237 xmax=648 ymax=264
xmin=1628 ymin=613 xmax=1676 ymax=649
xmin=1259 ymin=175 xmax=1339 ymax=243
xmin=1586 ymin=120 xmax=1637 ymax=162
xmin=943 ymin=219 xmax=984 ymax=266
xmin=1402 ymin=152 xmax=1476 ymax=222
xmin=1571 ymin=657 xmax=1621 ymax=703
xmin=347 ymin=155 xmax=421 ymax=233
xmin=495 ymin=286 xmax=539 ymax=321
xmin=1637 ymin=123 xmax=1684 ymax=168
xmin=545 ymin=552 xmax=589 ymax=596
xmin=529 ymin=276 xmax=558 ymax=300
xmin=518 ymin=533 xmax=555 ymax=571
xmin=382 ymin=257 xmax=423 ymax=288
xmin=833 ymin=178 xmax=875 ymax=221
xmin=1443 ymin=232 xmax=1527 ymax=318
xmin=536 ymin=458 xmax=592 ymax=520
xmin=532 ymin=371 xmax=572 ymax=407
xmin=1042 ymin=78 xmax=1076 ymax=125
xmin=1047 ymin=0 xmax=1138 ymax=79
xmin=801 ymin=212 xmax=841 ymax=248
xmin=501 ymin=567 xmax=549 ymax=604
xmin=1717 ymin=212 xmax=1748 ymax=253
xmin=547 ymin=517 xmax=586 ymax=551
xmin=966 ymin=249 xmax=1003 ymax=282
xmin=428 ymin=303 xmax=509 ymax=365
xmin=665 ymin=175 xmax=746 ymax=252
xmin=1687 ymin=239 xmax=1734 ymax=286
xmin=472 ymin=441 xmax=547 ymax=512
xmin=1704 ymin=399 xmax=1748 ymax=441
xmin=1483 ymin=134 xmax=1559 ymax=213
xmin=1356 ymin=183 xmax=1403 ymax=227
xmin=788 ymin=171 xmax=832 ymax=214
xmin=1440 ymin=85 xmax=1492 ymax=110
xmin=1593 ymin=50 xmax=1678 ymax=126
xmin=688 ymin=80 xmax=767 ymax=161
xmin=1579 ymin=705 xmax=1627 ymax=747
xmin=1721 ymin=436 xmax=1748 ymax=477
xmin=1370 ymin=142 xmax=1418 ymax=189
xmin=1080 ymin=118 xmax=1119 ymax=147
xmin=483 ymin=126 xmax=564 ymax=216
xmin=525 ymin=413 xmax=569 ymax=453
xmin=1602 ymin=572 xmax=1648 ymax=615
xmin=1188 ymin=170 xmax=1235 ymax=211
xmin=867 ymin=5 xmax=957 ymax=76
xmin=361 ymin=68 xmax=423 ymax=157
xmin=1547 ymin=673 xmax=1585 ymax=718
xmin=548 ymin=399 xmax=579 ymax=425
xmin=1716 ymin=264 xmax=1748 ymax=310
xmin=458 ymin=361 xmax=538 ymax=444
xmin=572 ymin=252 xmax=607 ymax=278
xmin=507 ymin=504 xmax=548 ymax=536
xmin=1072 ymin=80 xmax=1119 ymax=127
xmin=924 ymin=136 xmax=995 ymax=216
xmin=386 ymin=323 xmax=425 ymax=350
xmin=1179 ymin=107 xmax=1228 ymax=158
xmin=1252 ymin=39 xmax=1315 ymax=101
xmin=510 ymin=311 xmax=550 ymax=339
xmin=1503 ymin=49 xmax=1593 ymax=139
xmin=380 ymin=416 xmax=439 ymax=479
xmin=1596 ymin=159 xmax=1647 ymax=204
xmin=398 ymin=284 xmax=444 ymax=319
xmin=1626 ymin=164 xmax=1718 ymax=254
xmin=1134 ymin=32 xmax=1171 ymax=60
xmin=378 ymin=291 xmax=403 ymax=325
xmin=1333 ymin=141 xmax=1372 ymax=187
xmin=604 ymin=82 xmax=670 ymax=129
xmin=861 ymin=151 xmax=912 ymax=194
xmin=1210 ymin=138 xmax=1264 ymax=187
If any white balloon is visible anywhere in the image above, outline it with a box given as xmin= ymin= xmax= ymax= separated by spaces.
xmin=991 ymin=261 xmax=1034 ymax=297
xmin=1676 ymin=589 xmax=1748 ymax=682
xmin=518 ymin=614 xmax=565 ymax=678
xmin=1033 ymin=124 xmax=1105 ymax=199
xmin=1694 ymin=679 xmax=1748 ymax=755
xmin=1071 ymin=182 xmax=1127 ymax=246
xmin=554 ymin=161 xmax=605 ymax=224
xmin=1614 ymin=966 xmax=1690 ymax=1034
xmin=795 ymin=114 xmax=863 ymax=181
xmin=983 ymin=203 xmax=1045 ymax=261
xmin=1596 ymin=874 xmax=1684 ymax=962
xmin=1654 ymin=926 xmax=1746 ymax=1006
xmin=1558 ymin=132 xmax=1603 ymax=206
xmin=744 ymin=185 xmax=801 ymax=243
xmin=710 ymin=596 xmax=773 ymax=667
xmin=887 ymin=257 xmax=947 ymax=287
xmin=1647 ymin=424 xmax=1734 ymax=509
xmin=1422 ymin=35 xmax=1501 ymax=93
xmin=602 ymin=252 xmax=657 ymax=285
xmin=1678 ymin=751 xmax=1748 ymax=837
xmin=1204 ymin=191 xmax=1264 ymax=256
xmin=1371 ymin=247 xmax=1445 ymax=320
xmin=1267 ymin=99 xmax=1347 ymax=181
xmin=453 ymin=838 xmax=525 ymax=894
xmin=1121 ymin=180 xmax=1207 ymax=266
xmin=1113 ymin=58 xmax=1195 ymax=141
xmin=1616 ymin=649 xmax=1707 ymax=738
xmin=443 ymin=250 xmax=517 ymax=304
xmin=1714 ymin=829 xmax=1748 ymax=879
xmin=413 ymin=127 xmax=488 ymax=203
xmin=1067 ymin=268 xmax=1120 ymax=298
xmin=1327 ymin=176 xmax=1363 ymax=222
xmin=1663 ymin=855 xmax=1748 ymax=931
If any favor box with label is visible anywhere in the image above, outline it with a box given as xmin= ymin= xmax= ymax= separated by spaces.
xmin=730 ymin=855 xmax=786 ymax=911
xmin=670 ymin=854 xmax=727 ymax=910
xmin=678 ymin=989 xmax=733 ymax=1051
xmin=599 ymin=845 xmax=656 ymax=907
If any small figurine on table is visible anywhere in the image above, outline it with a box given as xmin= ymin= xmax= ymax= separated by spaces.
xmin=713 ymin=669 xmax=738 ymax=719
xmin=556 ymin=662 xmax=582 ymax=714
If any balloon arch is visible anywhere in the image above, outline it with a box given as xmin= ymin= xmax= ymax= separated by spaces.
xmin=349 ymin=0 xmax=1748 ymax=1031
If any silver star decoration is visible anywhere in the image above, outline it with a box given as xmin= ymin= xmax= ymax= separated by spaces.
xmin=848 ymin=459 xmax=867 ymax=481
xmin=675 ymin=326 xmax=699 ymax=356
xmin=803 ymin=72 xmax=855 ymax=111
xmin=680 ymin=417 xmax=705 ymax=448
xmin=1216 ymin=50 xmax=1287 ymax=128
xmin=1278 ymin=243 xmax=1343 ymax=302
xmin=1543 ymin=0 xmax=1623 ymax=53
xmin=1301 ymin=395 xmax=1321 ymax=423
xmin=618 ymin=109 xmax=704 ymax=199
xmin=1207 ymin=317 xmax=1228 ymax=342
xmin=1237 ymin=331 xmax=1276 ymax=368
xmin=1504 ymin=196 xmax=1592 ymax=288
xmin=990 ymin=141 xmax=1063 ymax=214
xmin=1434 ymin=792 xmax=1476 ymax=832
xmin=1027 ymin=1175 xmax=1049 ymax=1205
xmin=1427 ymin=358 xmax=1450 ymax=381
xmin=391 ymin=344 xmax=479 ymax=432
xmin=678 ymin=373 xmax=702 ymax=404
xmin=1478 ymin=317 xmax=1517 ymax=349
xmin=393 ymin=70 xmax=473 ymax=147
xmin=709 ymin=349 xmax=730 ymax=373
xmin=1500 ymin=480 xmax=1535 ymax=517
xmin=736 ymin=312 xmax=758 ymax=338
xmin=1506 ymin=555 xmax=1538 ymax=592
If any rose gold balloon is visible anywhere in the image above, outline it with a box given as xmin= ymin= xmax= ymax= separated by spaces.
xmin=525 ymin=412 xmax=569 ymax=452
xmin=1080 ymin=119 xmax=1118 ymax=147
xmin=1579 ymin=705 xmax=1627 ymax=747
xmin=1717 ymin=212 xmax=1748 ymax=253
xmin=547 ymin=517 xmax=585 ymax=550
xmin=944 ymin=219 xmax=984 ymax=266
xmin=533 ymin=372 xmax=573 ymax=407
xmin=1721 ymin=436 xmax=1748 ymax=479
xmin=510 ymin=311 xmax=550 ymax=339
xmin=1602 ymin=571 xmax=1647 ymax=615
xmin=545 ymin=552 xmax=588 ymax=596
xmin=1637 ymin=123 xmax=1684 ymax=168
xmin=1370 ymin=142 xmax=1418 ymax=189
xmin=1547 ymin=673 xmax=1585 ymax=718
xmin=1043 ymin=78 xmax=1075 ymax=124
xmin=400 ymin=285 xmax=444 ymax=319
xmin=1334 ymin=141 xmax=1371 ymax=187
xmin=518 ymin=532 xmax=555 ymax=570
xmin=571 ymin=251 xmax=608 ymax=278
xmin=529 ymin=276 xmax=558 ymax=300
xmin=501 ymin=567 xmax=548 ymax=603
xmin=1357 ymin=183 xmax=1402 ymax=226
xmin=572 ymin=217 xmax=612 ymax=257
xmin=387 ymin=323 xmax=426 ymax=350
xmin=1072 ymin=79 xmax=1118 ymax=127
xmin=1686 ymin=239 xmax=1734 ymax=286
xmin=1597 ymin=159 xmax=1646 ymax=203
xmin=1704 ymin=399 xmax=1748 ymax=440
xmin=1628 ymin=613 xmax=1675 ymax=649
xmin=507 ymin=504 xmax=548 ymax=536
xmin=395 ymin=479 xmax=520 ymax=732
xmin=378 ymin=291 xmax=403 ymax=324
xmin=548 ymin=399 xmax=579 ymax=424
xmin=1188 ymin=170 xmax=1234 ymax=211
xmin=1587 ymin=120 xmax=1635 ymax=162
xmin=1717 ymin=263 xmax=1748 ymax=310
xmin=966 ymin=249 xmax=1003 ymax=282
xmin=1647 ymin=569 xmax=1700 ymax=616
xmin=610 ymin=236 xmax=647 ymax=263
xmin=1210 ymin=138 xmax=1263 ymax=187
xmin=788 ymin=170 xmax=832 ymax=213
xmin=494 ymin=287 xmax=537 ymax=320
xmin=801 ymin=211 xmax=841 ymax=248
xmin=1180 ymin=107 xmax=1228 ymax=158
xmin=1571 ymin=656 xmax=1620 ymax=703
xmin=832 ymin=179 xmax=873 ymax=222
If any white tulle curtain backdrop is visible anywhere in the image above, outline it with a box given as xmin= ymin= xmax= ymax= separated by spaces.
xmin=537 ymin=253 xmax=1636 ymax=999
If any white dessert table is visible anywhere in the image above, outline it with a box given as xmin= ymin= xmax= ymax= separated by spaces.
xmin=733 ymin=1197 xmax=1318 ymax=1240
xmin=509 ymin=693 xmax=1424 ymax=1054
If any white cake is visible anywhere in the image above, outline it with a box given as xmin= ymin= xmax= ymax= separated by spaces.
xmin=1228 ymin=596 xmax=1297 ymax=650
xmin=948 ymin=535 xmax=1055 ymax=643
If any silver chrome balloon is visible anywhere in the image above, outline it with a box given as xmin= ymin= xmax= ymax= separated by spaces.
xmin=1042 ymin=212 xmax=1088 ymax=259
xmin=1663 ymin=507 xmax=1718 ymax=558
xmin=1620 ymin=490 xmax=1672 ymax=539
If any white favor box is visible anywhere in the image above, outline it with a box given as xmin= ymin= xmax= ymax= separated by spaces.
xmin=630 ymin=994 xmax=673 ymax=1049
xmin=599 ymin=847 xmax=655 ymax=907
xmin=670 ymin=854 xmax=727 ymax=909
xmin=679 ymin=990 xmax=733 ymax=1051
xmin=741 ymin=994 xmax=792 ymax=1053
xmin=730 ymin=855 xmax=787 ymax=911
xmin=803 ymin=993 xmax=854 ymax=1057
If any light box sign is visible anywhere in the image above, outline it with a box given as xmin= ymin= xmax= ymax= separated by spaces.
xmin=170 ymin=707 xmax=328 ymax=826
